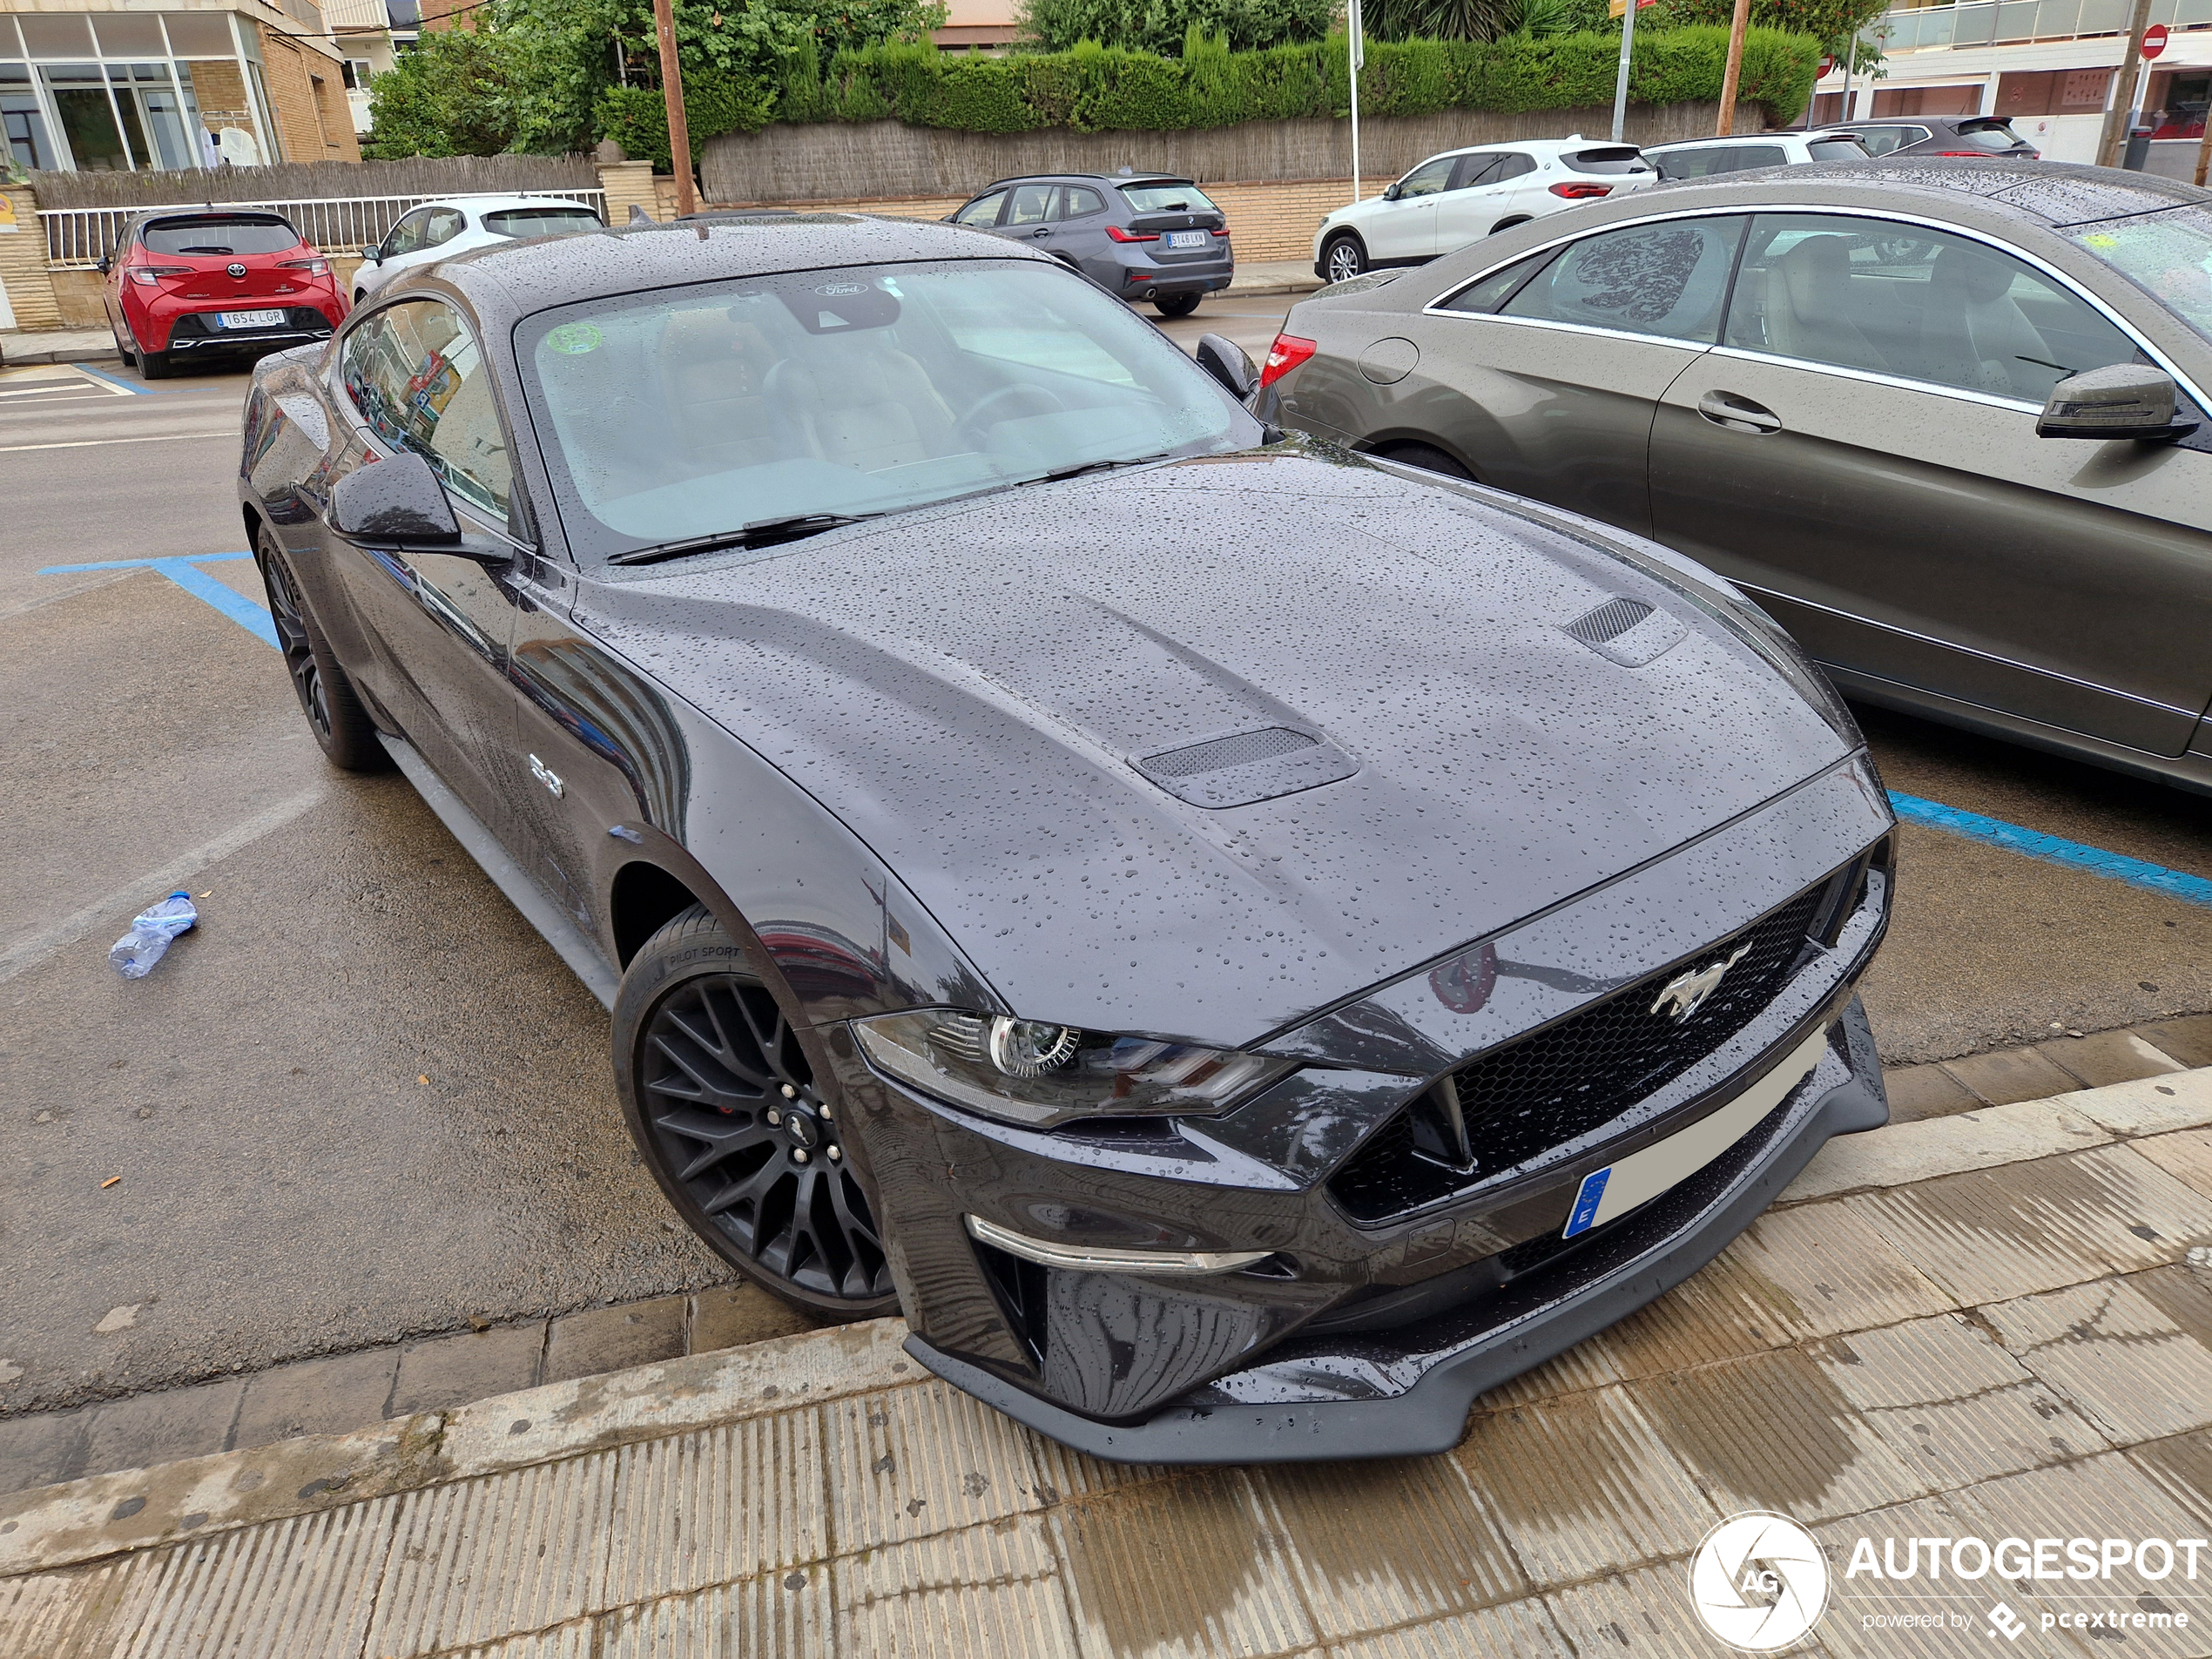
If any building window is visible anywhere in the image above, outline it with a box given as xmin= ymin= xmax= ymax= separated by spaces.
xmin=341 ymin=57 xmax=374 ymax=91
xmin=1995 ymin=68 xmax=2112 ymax=118
xmin=2148 ymin=69 xmax=2208 ymax=139
xmin=1871 ymin=83 xmax=1986 ymax=118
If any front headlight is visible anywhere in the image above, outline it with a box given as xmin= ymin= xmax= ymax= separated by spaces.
xmin=851 ymin=1009 xmax=1294 ymax=1130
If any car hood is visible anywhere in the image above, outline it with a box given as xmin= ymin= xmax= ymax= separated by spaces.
xmin=578 ymin=448 xmax=1854 ymax=1044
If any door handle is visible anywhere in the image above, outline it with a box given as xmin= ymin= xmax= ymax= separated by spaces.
xmin=1030 ymin=226 xmax=1051 ymax=238
xmin=1696 ymin=391 xmax=1782 ymax=435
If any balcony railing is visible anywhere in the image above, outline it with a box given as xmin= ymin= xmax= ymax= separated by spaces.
xmin=1881 ymin=0 xmax=2212 ymax=51
xmin=38 ymin=190 xmax=608 ymax=268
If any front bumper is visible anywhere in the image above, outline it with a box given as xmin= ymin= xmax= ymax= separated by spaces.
xmin=907 ymin=997 xmax=1884 ymax=1462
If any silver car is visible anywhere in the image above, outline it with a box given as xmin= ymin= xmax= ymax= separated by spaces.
xmin=1264 ymin=162 xmax=2212 ymax=792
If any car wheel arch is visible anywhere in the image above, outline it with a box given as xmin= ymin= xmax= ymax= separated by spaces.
xmin=1362 ymin=436 xmax=1479 ymax=482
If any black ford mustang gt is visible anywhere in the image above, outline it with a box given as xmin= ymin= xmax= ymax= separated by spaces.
xmin=239 ymin=213 xmax=1894 ymax=1462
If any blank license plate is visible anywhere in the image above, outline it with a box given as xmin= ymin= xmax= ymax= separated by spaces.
xmin=1560 ymin=1027 xmax=1827 ymax=1238
xmin=1163 ymin=230 xmax=1211 ymax=249
xmin=216 ymin=309 xmax=287 ymax=330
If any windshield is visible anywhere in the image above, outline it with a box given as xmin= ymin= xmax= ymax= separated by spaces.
xmin=1121 ymin=182 xmax=1217 ymax=213
xmin=483 ymin=206 xmax=602 ymax=239
xmin=142 ymin=215 xmax=300 ymax=255
xmin=2069 ymin=206 xmax=2212 ymax=346
xmin=518 ymin=258 xmax=1251 ymax=564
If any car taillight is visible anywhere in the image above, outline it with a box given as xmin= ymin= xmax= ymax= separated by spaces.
xmin=1930 ymin=150 xmax=1984 ymax=157
xmin=1105 ymin=225 xmax=1160 ymax=243
xmin=1548 ymin=182 xmax=1613 ymax=199
xmin=1211 ymin=226 xmax=1230 ymax=237
xmin=1259 ymin=333 xmax=1317 ymax=388
xmin=127 ymin=265 xmax=191 ymax=287
xmin=279 ymin=256 xmax=330 ymax=275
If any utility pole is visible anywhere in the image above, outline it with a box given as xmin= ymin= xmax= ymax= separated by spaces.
xmin=2195 ymin=107 xmax=2212 ymax=185
xmin=1610 ymin=0 xmax=1641 ymax=143
xmin=651 ymin=0 xmax=695 ymax=217
xmin=1346 ymin=0 xmax=1365 ymax=203
xmin=1715 ymin=0 xmax=1753 ymax=136
xmin=2096 ymin=0 xmax=2155 ymax=168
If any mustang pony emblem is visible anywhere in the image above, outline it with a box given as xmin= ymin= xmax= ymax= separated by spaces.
xmin=1649 ymin=942 xmax=1750 ymax=1022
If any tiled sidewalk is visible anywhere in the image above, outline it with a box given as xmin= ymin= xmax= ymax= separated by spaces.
xmin=3 ymin=1069 xmax=2210 ymax=1657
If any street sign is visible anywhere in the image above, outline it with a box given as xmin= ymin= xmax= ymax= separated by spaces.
xmin=2142 ymin=22 xmax=2168 ymax=56
xmin=1817 ymin=52 xmax=1835 ymax=78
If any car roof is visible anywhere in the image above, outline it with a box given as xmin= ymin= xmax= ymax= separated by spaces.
xmin=1645 ymin=134 xmax=1814 ymax=150
xmin=425 ymin=212 xmax=1055 ymax=327
xmin=423 ymin=194 xmax=601 ymax=214
xmin=975 ymin=173 xmax=1194 ymax=192
xmin=1608 ymin=158 xmax=2206 ymax=226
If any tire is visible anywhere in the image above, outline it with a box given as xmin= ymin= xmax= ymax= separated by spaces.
xmin=138 ymin=348 xmax=172 ymax=381
xmin=1321 ymin=233 xmax=1368 ymax=284
xmin=1152 ymin=292 xmax=1202 ymax=320
xmin=1373 ymin=442 xmax=1474 ymax=482
xmin=614 ymin=904 xmax=900 ymax=1323
xmin=258 ymin=527 xmax=392 ymax=772
xmin=111 ymin=325 xmax=136 ymax=368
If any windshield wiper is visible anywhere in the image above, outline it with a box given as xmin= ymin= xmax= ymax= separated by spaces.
xmin=1028 ymin=452 xmax=1175 ymax=486
xmin=608 ymin=512 xmax=880 ymax=567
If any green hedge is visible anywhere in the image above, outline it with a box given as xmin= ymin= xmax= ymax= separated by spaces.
xmin=775 ymin=24 xmax=1818 ymax=132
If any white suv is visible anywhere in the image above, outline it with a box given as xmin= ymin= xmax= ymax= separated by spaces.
xmin=1644 ymin=131 xmax=1871 ymax=179
xmin=1312 ymin=137 xmax=1656 ymax=284
xmin=352 ymin=195 xmax=605 ymax=307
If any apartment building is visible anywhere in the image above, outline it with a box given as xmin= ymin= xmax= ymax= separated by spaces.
xmin=1812 ymin=0 xmax=2209 ymax=170
xmin=2 ymin=0 xmax=361 ymax=172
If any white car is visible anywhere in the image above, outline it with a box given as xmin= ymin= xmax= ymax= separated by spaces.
xmin=351 ymin=195 xmax=605 ymax=306
xmin=1312 ymin=137 xmax=1656 ymax=284
xmin=1643 ymin=130 xmax=1871 ymax=179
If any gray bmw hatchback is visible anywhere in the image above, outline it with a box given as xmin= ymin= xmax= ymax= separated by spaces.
xmin=1266 ymin=161 xmax=2212 ymax=795
xmin=946 ymin=172 xmax=1233 ymax=316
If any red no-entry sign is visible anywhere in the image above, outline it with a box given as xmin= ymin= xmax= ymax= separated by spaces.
xmin=2141 ymin=23 xmax=2168 ymax=57
xmin=1818 ymin=52 xmax=1835 ymax=78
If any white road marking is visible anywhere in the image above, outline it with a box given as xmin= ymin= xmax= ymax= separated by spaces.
xmin=0 ymin=785 xmax=329 ymax=983
xmin=0 ymin=430 xmax=233 ymax=453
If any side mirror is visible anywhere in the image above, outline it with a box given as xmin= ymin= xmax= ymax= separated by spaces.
xmin=1382 ymin=182 xmax=1403 ymax=201
xmin=360 ymin=244 xmax=381 ymax=263
xmin=97 ymin=254 xmax=112 ymax=274
xmin=2037 ymin=363 xmax=2198 ymax=442
xmin=1193 ymin=332 xmax=1259 ymax=401
xmin=329 ymin=449 xmax=507 ymax=561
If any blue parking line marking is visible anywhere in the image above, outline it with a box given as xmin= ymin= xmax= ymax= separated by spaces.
xmin=37 ymin=551 xmax=277 ymax=649
xmin=1889 ymin=790 xmax=2212 ymax=909
xmin=71 ymin=362 xmax=181 ymax=396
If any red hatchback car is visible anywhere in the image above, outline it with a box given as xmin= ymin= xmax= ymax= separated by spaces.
xmin=100 ymin=210 xmax=347 ymax=381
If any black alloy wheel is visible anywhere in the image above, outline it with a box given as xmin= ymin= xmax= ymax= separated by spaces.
xmin=1322 ymin=233 xmax=1367 ymax=283
xmin=617 ymin=906 xmax=898 ymax=1320
xmin=258 ymin=529 xmax=391 ymax=772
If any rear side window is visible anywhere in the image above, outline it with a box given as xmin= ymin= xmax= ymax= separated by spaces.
xmin=483 ymin=206 xmax=602 ymax=239
xmin=1495 ymin=154 xmax=1537 ymax=182
xmin=1855 ymin=126 xmax=1928 ymax=156
xmin=1730 ymin=145 xmax=1789 ymax=170
xmin=1562 ymin=146 xmax=1650 ymax=175
xmin=141 ymin=214 xmax=299 ymax=256
xmin=341 ymin=298 xmax=511 ymax=519
xmin=1501 ymin=217 xmax=1746 ymax=342
xmin=1807 ymin=138 xmax=1870 ymax=161
xmin=1453 ymin=153 xmax=1507 ymax=189
xmin=423 ymin=208 xmax=466 ymax=247
xmin=954 ymin=191 xmax=1006 ymax=227
xmin=1007 ymin=183 xmax=1056 ymax=226
xmin=1437 ymin=247 xmax=1560 ymax=314
xmin=1062 ymin=186 xmax=1105 ymax=218
xmin=1655 ymin=146 xmax=1727 ymax=178
xmin=1121 ymin=182 xmax=1217 ymax=213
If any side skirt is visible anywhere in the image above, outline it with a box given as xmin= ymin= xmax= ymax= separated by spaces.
xmin=377 ymin=732 xmax=621 ymax=1009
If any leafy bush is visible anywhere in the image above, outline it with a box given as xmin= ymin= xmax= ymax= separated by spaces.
xmin=594 ymin=69 xmax=780 ymax=169
xmin=363 ymin=29 xmax=521 ymax=158
xmin=1017 ymin=0 xmax=1335 ymax=55
xmin=814 ymin=24 xmax=1818 ymax=131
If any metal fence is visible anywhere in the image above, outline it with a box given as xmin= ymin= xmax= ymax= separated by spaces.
xmin=37 ymin=190 xmax=609 ymax=269
xmin=1880 ymin=0 xmax=2212 ymax=51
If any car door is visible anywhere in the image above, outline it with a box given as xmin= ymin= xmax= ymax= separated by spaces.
xmin=1433 ymin=153 xmax=1512 ymax=253
xmin=363 ymin=206 xmax=431 ymax=294
xmin=999 ymin=181 xmax=1059 ymax=253
xmin=1048 ymin=183 xmax=1112 ymax=280
xmin=327 ymin=297 xmax=529 ymax=827
xmin=1649 ymin=211 xmax=2212 ymax=755
xmin=1383 ymin=213 xmax=1748 ymax=534
xmin=1368 ymin=156 xmax=1455 ymax=261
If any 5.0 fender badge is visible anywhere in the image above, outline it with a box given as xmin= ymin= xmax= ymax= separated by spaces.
xmin=1650 ymin=942 xmax=1750 ymax=1023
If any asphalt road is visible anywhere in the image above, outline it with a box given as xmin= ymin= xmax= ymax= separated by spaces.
xmin=2 ymin=310 xmax=2207 ymax=1420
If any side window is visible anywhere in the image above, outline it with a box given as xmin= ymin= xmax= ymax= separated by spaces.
xmin=1734 ymin=145 xmax=1788 ymax=169
xmin=423 ymin=207 xmax=466 ymax=247
xmin=1501 ymin=216 xmax=1746 ymax=342
xmin=1855 ymin=126 xmax=1927 ymax=157
xmin=954 ymin=190 xmax=1007 ymax=227
xmin=1437 ymin=247 xmax=1560 ymax=314
xmin=1656 ymin=147 xmax=1723 ymax=179
xmin=1453 ymin=153 xmax=1505 ymax=191
xmin=1494 ymin=154 xmax=1537 ymax=182
xmin=381 ymin=208 xmax=428 ymax=258
xmin=341 ymin=299 xmax=511 ymax=519
xmin=1006 ymin=184 xmax=1056 ymax=227
xmin=1062 ymin=186 xmax=1105 ymax=218
xmin=1396 ymin=158 xmax=1455 ymax=199
xmin=1725 ymin=213 xmax=2139 ymax=403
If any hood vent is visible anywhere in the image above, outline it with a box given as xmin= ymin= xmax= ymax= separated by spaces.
xmin=1563 ymin=596 xmax=1689 ymax=668
xmin=1135 ymin=725 xmax=1358 ymax=809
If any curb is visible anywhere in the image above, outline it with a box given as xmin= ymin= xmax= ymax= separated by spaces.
xmin=0 ymin=338 xmax=121 ymax=368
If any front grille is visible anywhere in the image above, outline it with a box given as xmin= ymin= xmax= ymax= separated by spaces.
xmin=1328 ymin=878 xmax=1835 ymax=1224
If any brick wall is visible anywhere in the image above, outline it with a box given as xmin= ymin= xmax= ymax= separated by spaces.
xmin=254 ymin=24 xmax=361 ymax=165
xmin=704 ymin=178 xmax=1358 ymax=266
xmin=0 ymin=187 xmax=65 ymax=331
